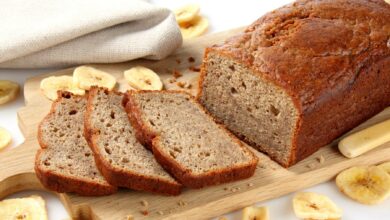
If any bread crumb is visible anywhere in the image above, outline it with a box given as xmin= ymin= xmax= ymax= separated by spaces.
xmin=188 ymin=57 xmax=195 ymax=63
xmin=218 ymin=216 xmax=228 ymax=220
xmin=189 ymin=66 xmax=201 ymax=72
xmin=306 ymin=163 xmax=316 ymax=169
xmin=177 ymin=81 xmax=192 ymax=89
xmin=177 ymin=200 xmax=187 ymax=207
xmin=125 ymin=215 xmax=134 ymax=220
xmin=247 ymin=183 xmax=254 ymax=187
xmin=231 ymin=187 xmax=240 ymax=192
xmin=157 ymin=211 xmax=164 ymax=215
xmin=223 ymin=187 xmax=229 ymax=191
xmin=176 ymin=59 xmax=181 ymax=64
xmin=184 ymin=82 xmax=192 ymax=89
xmin=140 ymin=199 xmax=148 ymax=207
xmin=317 ymin=155 xmax=325 ymax=164
xmin=172 ymin=69 xmax=183 ymax=78
xmin=168 ymin=78 xmax=176 ymax=83
xmin=140 ymin=210 xmax=149 ymax=216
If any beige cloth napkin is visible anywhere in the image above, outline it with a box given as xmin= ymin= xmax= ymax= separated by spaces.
xmin=0 ymin=0 xmax=182 ymax=68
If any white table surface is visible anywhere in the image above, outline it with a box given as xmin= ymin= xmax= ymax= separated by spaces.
xmin=1 ymin=0 xmax=389 ymax=219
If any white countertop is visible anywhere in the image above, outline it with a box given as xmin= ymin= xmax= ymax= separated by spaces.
xmin=1 ymin=0 xmax=389 ymax=219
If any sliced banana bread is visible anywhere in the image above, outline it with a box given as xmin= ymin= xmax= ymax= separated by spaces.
xmin=35 ymin=92 xmax=116 ymax=196
xmin=84 ymin=87 xmax=182 ymax=195
xmin=124 ymin=91 xmax=258 ymax=188
xmin=198 ymin=0 xmax=390 ymax=167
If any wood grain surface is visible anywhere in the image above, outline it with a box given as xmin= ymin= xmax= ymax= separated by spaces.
xmin=0 ymin=28 xmax=389 ymax=220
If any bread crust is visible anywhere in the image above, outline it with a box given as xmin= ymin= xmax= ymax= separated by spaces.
xmin=35 ymin=91 xmax=116 ymax=196
xmin=198 ymin=0 xmax=390 ymax=167
xmin=84 ymin=87 xmax=182 ymax=196
xmin=124 ymin=90 xmax=258 ymax=188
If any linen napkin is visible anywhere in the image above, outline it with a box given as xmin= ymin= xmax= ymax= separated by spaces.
xmin=0 ymin=0 xmax=182 ymax=68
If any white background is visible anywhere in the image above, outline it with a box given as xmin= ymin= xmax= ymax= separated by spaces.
xmin=1 ymin=0 xmax=389 ymax=219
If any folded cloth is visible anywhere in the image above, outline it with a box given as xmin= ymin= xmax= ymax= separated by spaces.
xmin=0 ymin=0 xmax=182 ymax=68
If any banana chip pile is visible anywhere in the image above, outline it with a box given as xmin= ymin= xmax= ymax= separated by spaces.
xmin=40 ymin=65 xmax=163 ymax=100
xmin=174 ymin=4 xmax=209 ymax=39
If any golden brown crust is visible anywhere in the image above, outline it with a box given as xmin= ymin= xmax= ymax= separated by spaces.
xmin=84 ymin=87 xmax=182 ymax=196
xmin=124 ymin=90 xmax=258 ymax=188
xmin=35 ymin=91 xmax=116 ymax=196
xmin=198 ymin=0 xmax=390 ymax=167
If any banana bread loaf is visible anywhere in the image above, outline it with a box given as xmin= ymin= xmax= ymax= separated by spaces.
xmin=198 ymin=0 xmax=390 ymax=167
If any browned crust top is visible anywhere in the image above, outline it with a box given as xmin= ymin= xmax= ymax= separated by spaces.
xmin=209 ymin=0 xmax=390 ymax=114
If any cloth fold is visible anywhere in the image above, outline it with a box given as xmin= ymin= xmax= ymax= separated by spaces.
xmin=0 ymin=0 xmax=183 ymax=68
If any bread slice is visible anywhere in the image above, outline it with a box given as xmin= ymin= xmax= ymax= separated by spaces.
xmin=35 ymin=92 xmax=116 ymax=196
xmin=84 ymin=87 xmax=182 ymax=195
xmin=124 ymin=91 xmax=258 ymax=188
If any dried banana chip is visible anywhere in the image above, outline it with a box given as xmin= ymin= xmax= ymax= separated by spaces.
xmin=73 ymin=66 xmax=116 ymax=91
xmin=0 ymin=195 xmax=48 ymax=220
xmin=180 ymin=16 xmax=208 ymax=39
xmin=174 ymin=4 xmax=200 ymax=24
xmin=378 ymin=161 xmax=390 ymax=175
xmin=0 ymin=80 xmax=19 ymax=105
xmin=336 ymin=166 xmax=390 ymax=205
xmin=40 ymin=75 xmax=85 ymax=101
xmin=0 ymin=127 xmax=11 ymax=150
xmin=124 ymin=66 xmax=163 ymax=90
xmin=293 ymin=192 xmax=342 ymax=220
xmin=242 ymin=206 xmax=269 ymax=220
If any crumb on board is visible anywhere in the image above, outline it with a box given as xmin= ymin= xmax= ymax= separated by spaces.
xmin=157 ymin=211 xmax=164 ymax=215
xmin=188 ymin=57 xmax=195 ymax=63
xmin=168 ymin=78 xmax=176 ymax=83
xmin=177 ymin=200 xmax=188 ymax=207
xmin=140 ymin=210 xmax=149 ymax=216
xmin=247 ymin=183 xmax=254 ymax=187
xmin=125 ymin=215 xmax=134 ymax=220
xmin=176 ymin=59 xmax=181 ymax=64
xmin=317 ymin=155 xmax=325 ymax=164
xmin=230 ymin=187 xmax=240 ymax=193
xmin=189 ymin=66 xmax=201 ymax=72
xmin=176 ymin=81 xmax=191 ymax=89
xmin=218 ymin=216 xmax=228 ymax=220
xmin=140 ymin=199 xmax=148 ymax=207
xmin=173 ymin=69 xmax=183 ymax=78
xmin=306 ymin=163 xmax=316 ymax=169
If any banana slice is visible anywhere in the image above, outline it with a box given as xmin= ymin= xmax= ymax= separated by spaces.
xmin=0 ymin=127 xmax=11 ymax=150
xmin=378 ymin=161 xmax=390 ymax=175
xmin=242 ymin=206 xmax=269 ymax=220
xmin=336 ymin=166 xmax=390 ymax=205
xmin=292 ymin=192 xmax=342 ymax=220
xmin=174 ymin=4 xmax=200 ymax=24
xmin=40 ymin=75 xmax=85 ymax=101
xmin=73 ymin=66 xmax=116 ymax=91
xmin=0 ymin=80 xmax=19 ymax=105
xmin=124 ymin=66 xmax=163 ymax=90
xmin=0 ymin=195 xmax=48 ymax=220
xmin=180 ymin=16 xmax=208 ymax=39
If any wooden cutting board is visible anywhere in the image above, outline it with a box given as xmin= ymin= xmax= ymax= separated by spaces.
xmin=1 ymin=28 xmax=390 ymax=220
